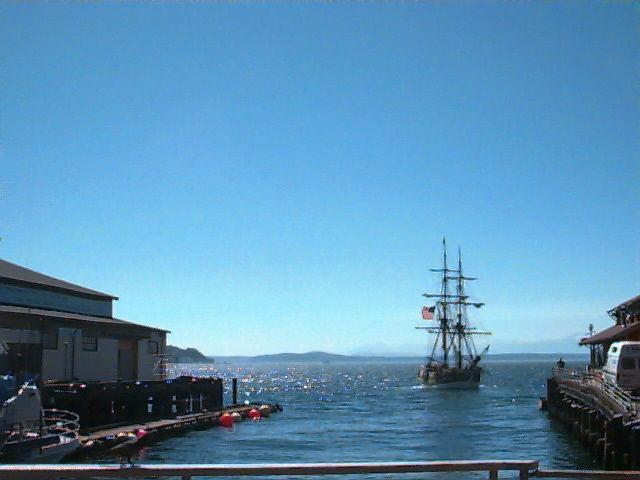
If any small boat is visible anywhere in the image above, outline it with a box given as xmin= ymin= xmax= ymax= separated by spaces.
xmin=416 ymin=238 xmax=491 ymax=389
xmin=0 ymin=381 xmax=80 ymax=463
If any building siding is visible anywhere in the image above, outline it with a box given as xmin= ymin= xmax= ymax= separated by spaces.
xmin=41 ymin=332 xmax=121 ymax=382
xmin=74 ymin=338 xmax=119 ymax=381
xmin=0 ymin=328 xmax=38 ymax=344
xmin=0 ymin=284 xmax=112 ymax=317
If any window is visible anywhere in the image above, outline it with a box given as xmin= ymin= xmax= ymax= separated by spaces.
xmin=82 ymin=336 xmax=98 ymax=352
xmin=621 ymin=357 xmax=636 ymax=370
xmin=148 ymin=340 xmax=159 ymax=355
xmin=41 ymin=331 xmax=58 ymax=350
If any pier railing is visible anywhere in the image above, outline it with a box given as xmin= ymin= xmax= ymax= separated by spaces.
xmin=0 ymin=461 xmax=640 ymax=480
xmin=42 ymin=408 xmax=80 ymax=440
xmin=552 ymin=367 xmax=640 ymax=416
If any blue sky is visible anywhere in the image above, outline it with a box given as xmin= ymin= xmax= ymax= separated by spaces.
xmin=1 ymin=3 xmax=637 ymax=356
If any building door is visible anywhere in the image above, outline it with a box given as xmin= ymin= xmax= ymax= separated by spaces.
xmin=117 ymin=340 xmax=138 ymax=381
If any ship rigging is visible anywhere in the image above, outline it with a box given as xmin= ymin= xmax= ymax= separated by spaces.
xmin=417 ymin=238 xmax=491 ymax=388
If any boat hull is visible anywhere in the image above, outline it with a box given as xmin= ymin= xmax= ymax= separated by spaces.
xmin=0 ymin=387 xmax=80 ymax=464
xmin=1 ymin=434 xmax=79 ymax=463
xmin=418 ymin=365 xmax=482 ymax=389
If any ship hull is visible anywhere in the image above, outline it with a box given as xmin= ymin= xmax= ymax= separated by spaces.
xmin=418 ymin=365 xmax=481 ymax=389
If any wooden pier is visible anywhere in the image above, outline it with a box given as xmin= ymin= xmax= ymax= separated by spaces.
xmin=73 ymin=403 xmax=282 ymax=458
xmin=544 ymin=367 xmax=640 ymax=469
xmin=37 ymin=375 xmax=283 ymax=459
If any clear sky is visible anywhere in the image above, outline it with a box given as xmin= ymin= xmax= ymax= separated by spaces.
xmin=1 ymin=3 xmax=637 ymax=356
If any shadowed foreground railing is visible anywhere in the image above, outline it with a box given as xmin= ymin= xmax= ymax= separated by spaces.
xmin=0 ymin=461 xmax=639 ymax=480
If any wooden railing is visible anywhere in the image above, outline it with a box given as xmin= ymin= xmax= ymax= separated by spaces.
xmin=0 ymin=461 xmax=638 ymax=480
xmin=535 ymin=470 xmax=640 ymax=478
xmin=553 ymin=367 xmax=640 ymax=416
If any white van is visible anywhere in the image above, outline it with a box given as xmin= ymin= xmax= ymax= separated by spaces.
xmin=603 ymin=341 xmax=640 ymax=389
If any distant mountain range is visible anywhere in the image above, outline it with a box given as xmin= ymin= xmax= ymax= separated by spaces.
xmin=211 ymin=350 xmax=588 ymax=365
xmin=167 ymin=345 xmax=590 ymax=365
xmin=213 ymin=351 xmax=413 ymax=364
xmin=351 ymin=334 xmax=588 ymax=357
xmin=247 ymin=351 xmax=419 ymax=363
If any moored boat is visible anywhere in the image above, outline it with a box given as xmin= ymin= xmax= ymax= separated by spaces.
xmin=0 ymin=381 xmax=79 ymax=463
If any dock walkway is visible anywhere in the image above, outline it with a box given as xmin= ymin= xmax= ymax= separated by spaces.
xmin=75 ymin=403 xmax=281 ymax=457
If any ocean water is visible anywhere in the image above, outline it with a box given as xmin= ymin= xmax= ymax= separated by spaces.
xmin=108 ymin=360 xmax=597 ymax=478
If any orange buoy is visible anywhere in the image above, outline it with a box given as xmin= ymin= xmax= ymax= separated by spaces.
xmin=247 ymin=408 xmax=261 ymax=420
xmin=218 ymin=413 xmax=234 ymax=427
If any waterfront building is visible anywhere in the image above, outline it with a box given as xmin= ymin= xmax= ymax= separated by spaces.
xmin=580 ymin=294 xmax=640 ymax=367
xmin=0 ymin=259 xmax=168 ymax=384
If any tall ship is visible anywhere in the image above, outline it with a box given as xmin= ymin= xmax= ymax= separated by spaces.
xmin=417 ymin=238 xmax=491 ymax=389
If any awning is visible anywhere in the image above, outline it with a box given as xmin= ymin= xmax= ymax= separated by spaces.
xmin=580 ymin=321 xmax=640 ymax=345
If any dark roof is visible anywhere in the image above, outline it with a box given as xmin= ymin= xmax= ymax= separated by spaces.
xmin=608 ymin=294 xmax=640 ymax=316
xmin=0 ymin=305 xmax=169 ymax=334
xmin=0 ymin=259 xmax=117 ymax=300
xmin=580 ymin=321 xmax=640 ymax=345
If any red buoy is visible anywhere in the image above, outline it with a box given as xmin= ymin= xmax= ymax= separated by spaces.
xmin=218 ymin=413 xmax=234 ymax=427
xmin=247 ymin=408 xmax=261 ymax=420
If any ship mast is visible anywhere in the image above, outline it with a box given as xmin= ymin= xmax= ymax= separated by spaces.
xmin=423 ymin=238 xmax=453 ymax=367
xmin=442 ymin=239 xmax=449 ymax=367
xmin=456 ymin=248 xmax=464 ymax=369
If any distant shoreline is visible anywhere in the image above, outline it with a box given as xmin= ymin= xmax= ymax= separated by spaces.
xmin=204 ymin=351 xmax=588 ymax=365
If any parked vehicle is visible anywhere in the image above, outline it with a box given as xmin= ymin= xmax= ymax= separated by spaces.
xmin=603 ymin=341 xmax=640 ymax=390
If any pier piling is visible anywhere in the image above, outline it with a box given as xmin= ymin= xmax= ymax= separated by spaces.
xmin=232 ymin=378 xmax=238 ymax=405
xmin=545 ymin=367 xmax=640 ymax=470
